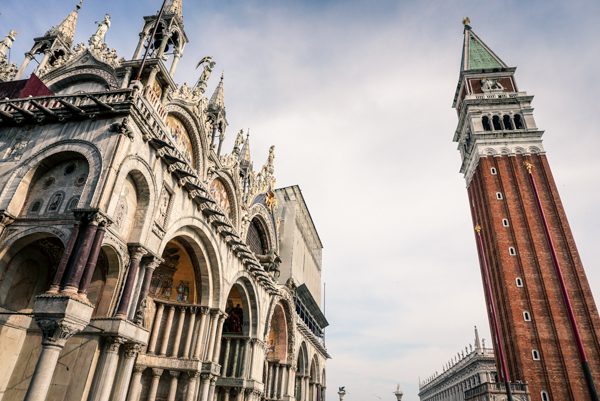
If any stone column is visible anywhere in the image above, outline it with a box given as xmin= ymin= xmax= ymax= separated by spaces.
xmin=235 ymin=387 xmax=244 ymax=401
xmin=88 ymin=337 xmax=125 ymax=401
xmin=132 ymin=31 xmax=148 ymax=60
xmin=62 ymin=212 xmax=102 ymax=294
xmin=47 ymin=220 xmax=81 ymax=294
xmin=171 ymin=307 xmax=187 ymax=357
xmin=78 ymin=220 xmax=110 ymax=301
xmin=134 ymin=256 xmax=162 ymax=320
xmin=198 ymin=374 xmax=211 ymax=401
xmin=212 ymin=313 xmax=227 ymax=362
xmin=205 ymin=310 xmax=220 ymax=360
xmin=147 ymin=302 xmax=164 ymax=354
xmin=207 ymin=376 xmax=217 ymax=401
xmin=185 ymin=372 xmax=200 ymax=401
xmin=169 ymin=49 xmax=182 ymax=78
xmin=24 ymin=297 xmax=93 ymax=401
xmin=113 ymin=344 xmax=142 ymax=401
xmin=221 ymin=338 xmax=231 ymax=376
xmin=126 ymin=366 xmax=146 ymax=401
xmin=274 ymin=364 xmax=280 ymax=399
xmin=248 ymin=339 xmax=258 ymax=380
xmin=167 ymin=371 xmax=180 ymax=401
xmin=282 ymin=365 xmax=290 ymax=397
xmin=239 ymin=339 xmax=250 ymax=379
xmin=222 ymin=387 xmax=231 ymax=401
xmin=146 ymin=65 xmax=160 ymax=90
xmin=121 ymin=67 xmax=133 ymax=89
xmin=217 ymin=132 xmax=225 ymax=156
xmin=230 ymin=339 xmax=241 ymax=378
xmin=182 ymin=307 xmax=197 ymax=358
xmin=155 ymin=33 xmax=171 ymax=60
xmin=266 ymin=364 xmax=273 ymax=399
xmin=36 ymin=49 xmax=52 ymax=73
xmin=115 ymin=246 xmax=148 ymax=318
xmin=210 ymin=126 xmax=218 ymax=150
xmin=15 ymin=52 xmax=34 ymax=80
xmin=159 ymin=306 xmax=176 ymax=356
xmin=147 ymin=369 xmax=164 ymax=401
xmin=193 ymin=307 xmax=210 ymax=360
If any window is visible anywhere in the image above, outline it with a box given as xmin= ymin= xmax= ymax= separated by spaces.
xmin=516 ymin=278 xmax=523 ymax=287
xmin=503 ymin=115 xmax=513 ymax=130
xmin=492 ymin=115 xmax=502 ymax=130
xmin=496 ymin=192 xmax=503 ymax=200
xmin=482 ymin=116 xmax=492 ymax=131
xmin=523 ymin=311 xmax=531 ymax=321
xmin=541 ymin=391 xmax=549 ymax=401
xmin=502 ymin=219 xmax=509 ymax=227
xmin=514 ymin=114 xmax=524 ymax=130
xmin=509 ymin=247 xmax=516 ymax=256
xmin=491 ymin=168 xmax=497 ymax=175
xmin=532 ymin=349 xmax=540 ymax=360
xmin=31 ymin=201 xmax=42 ymax=213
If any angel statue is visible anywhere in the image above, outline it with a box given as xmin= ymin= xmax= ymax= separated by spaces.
xmin=233 ymin=129 xmax=244 ymax=152
xmin=89 ymin=14 xmax=111 ymax=49
xmin=194 ymin=56 xmax=216 ymax=94
xmin=0 ymin=31 xmax=17 ymax=63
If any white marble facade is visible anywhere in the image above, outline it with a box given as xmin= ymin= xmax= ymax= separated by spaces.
xmin=0 ymin=2 xmax=329 ymax=401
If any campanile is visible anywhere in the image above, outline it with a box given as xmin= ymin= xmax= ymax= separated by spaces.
xmin=452 ymin=20 xmax=600 ymax=401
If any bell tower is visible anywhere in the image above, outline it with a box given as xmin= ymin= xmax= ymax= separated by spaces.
xmin=453 ymin=21 xmax=600 ymax=401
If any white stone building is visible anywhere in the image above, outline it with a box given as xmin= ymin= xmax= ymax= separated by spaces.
xmin=418 ymin=328 xmax=530 ymax=401
xmin=0 ymin=2 xmax=329 ymax=401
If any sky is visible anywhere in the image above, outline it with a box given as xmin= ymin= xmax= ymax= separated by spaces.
xmin=3 ymin=0 xmax=600 ymax=400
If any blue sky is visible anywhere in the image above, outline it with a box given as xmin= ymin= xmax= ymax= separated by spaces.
xmin=3 ymin=1 xmax=600 ymax=400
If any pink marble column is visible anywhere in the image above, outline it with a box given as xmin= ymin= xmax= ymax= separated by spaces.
xmin=78 ymin=220 xmax=110 ymax=301
xmin=115 ymin=246 xmax=148 ymax=318
xmin=47 ymin=220 xmax=81 ymax=294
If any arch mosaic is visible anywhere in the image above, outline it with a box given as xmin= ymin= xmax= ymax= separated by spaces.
xmin=209 ymin=173 xmax=239 ymax=226
xmin=0 ymin=141 xmax=103 ymax=215
xmin=45 ymin=67 xmax=119 ymax=90
xmin=264 ymin=289 xmax=297 ymax=364
xmin=164 ymin=105 xmax=205 ymax=172
xmin=226 ymin=272 xmax=261 ymax=337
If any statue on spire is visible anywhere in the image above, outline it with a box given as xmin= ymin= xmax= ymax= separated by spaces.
xmin=89 ymin=14 xmax=111 ymax=50
xmin=195 ymin=56 xmax=216 ymax=94
xmin=0 ymin=31 xmax=17 ymax=64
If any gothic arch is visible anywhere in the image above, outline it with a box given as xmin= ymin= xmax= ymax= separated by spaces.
xmin=164 ymin=105 xmax=206 ymax=172
xmin=107 ymin=156 xmax=157 ymax=243
xmin=159 ymin=218 xmax=222 ymax=307
xmin=0 ymin=142 xmax=103 ymax=215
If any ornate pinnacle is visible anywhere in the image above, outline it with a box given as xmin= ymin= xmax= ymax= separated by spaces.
xmin=523 ymin=161 xmax=533 ymax=174
xmin=475 ymin=225 xmax=481 ymax=235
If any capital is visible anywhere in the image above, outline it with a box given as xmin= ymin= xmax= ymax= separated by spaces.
xmin=36 ymin=319 xmax=81 ymax=347
xmin=129 ymin=245 xmax=148 ymax=261
xmin=106 ymin=336 xmax=126 ymax=353
xmin=143 ymin=255 xmax=163 ymax=271
xmin=152 ymin=368 xmax=164 ymax=377
xmin=170 ymin=370 xmax=181 ymax=378
xmin=124 ymin=343 xmax=143 ymax=357
xmin=133 ymin=365 xmax=147 ymax=374
xmin=200 ymin=306 xmax=210 ymax=315
xmin=188 ymin=371 xmax=201 ymax=380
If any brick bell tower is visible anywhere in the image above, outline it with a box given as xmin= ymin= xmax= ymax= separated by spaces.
xmin=452 ymin=19 xmax=600 ymax=401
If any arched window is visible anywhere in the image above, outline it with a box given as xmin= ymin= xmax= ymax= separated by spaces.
xmin=516 ymin=277 xmax=524 ymax=287
xmin=503 ymin=115 xmax=513 ymax=130
xmin=541 ymin=391 xmax=550 ymax=401
xmin=532 ymin=349 xmax=541 ymax=360
xmin=482 ymin=116 xmax=492 ymax=131
xmin=492 ymin=115 xmax=503 ymax=131
xmin=246 ymin=219 xmax=267 ymax=254
xmin=514 ymin=114 xmax=524 ymax=129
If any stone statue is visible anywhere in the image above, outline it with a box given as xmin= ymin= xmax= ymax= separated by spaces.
xmin=256 ymin=249 xmax=282 ymax=278
xmin=267 ymin=145 xmax=275 ymax=173
xmin=234 ymin=129 xmax=244 ymax=151
xmin=338 ymin=387 xmax=345 ymax=394
xmin=481 ymin=77 xmax=504 ymax=93
xmin=0 ymin=31 xmax=17 ymax=63
xmin=89 ymin=14 xmax=111 ymax=49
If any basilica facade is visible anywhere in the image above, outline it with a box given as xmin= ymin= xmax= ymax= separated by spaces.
xmin=0 ymin=2 xmax=329 ymax=401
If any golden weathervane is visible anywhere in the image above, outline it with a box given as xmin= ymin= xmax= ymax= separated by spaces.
xmin=524 ymin=161 xmax=533 ymax=174
xmin=475 ymin=225 xmax=481 ymax=234
xmin=462 ymin=17 xmax=470 ymax=26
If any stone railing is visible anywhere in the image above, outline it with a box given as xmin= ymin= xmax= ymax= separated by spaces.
xmin=465 ymin=91 xmax=527 ymax=101
xmin=143 ymin=85 xmax=167 ymax=121
xmin=464 ymin=382 xmax=529 ymax=399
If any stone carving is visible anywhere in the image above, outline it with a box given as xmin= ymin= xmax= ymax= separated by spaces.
xmin=106 ymin=336 xmax=126 ymax=353
xmin=195 ymin=56 xmax=216 ymax=94
xmin=219 ymin=152 xmax=237 ymax=168
xmin=256 ymin=249 xmax=282 ymax=278
xmin=37 ymin=319 xmax=81 ymax=347
xmin=89 ymin=14 xmax=111 ymax=49
xmin=109 ymin=117 xmax=134 ymax=140
xmin=0 ymin=31 xmax=17 ymax=64
xmin=233 ymin=129 xmax=244 ymax=154
xmin=172 ymin=82 xmax=202 ymax=102
xmin=3 ymin=130 xmax=32 ymax=161
xmin=481 ymin=78 xmax=504 ymax=93
xmin=155 ymin=185 xmax=173 ymax=228
xmin=0 ymin=61 xmax=17 ymax=82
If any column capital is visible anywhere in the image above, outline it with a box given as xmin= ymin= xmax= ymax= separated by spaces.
xmin=25 ymin=51 xmax=35 ymax=59
xmin=142 ymin=255 xmax=164 ymax=271
xmin=150 ymin=65 xmax=160 ymax=73
xmin=188 ymin=371 xmax=201 ymax=380
xmin=36 ymin=319 xmax=81 ymax=347
xmin=210 ymin=309 xmax=220 ymax=317
xmin=170 ymin=370 xmax=181 ymax=378
xmin=210 ymin=376 xmax=218 ymax=384
xmin=133 ymin=365 xmax=147 ymax=374
xmin=124 ymin=343 xmax=143 ymax=357
xmin=201 ymin=373 xmax=211 ymax=381
xmin=200 ymin=306 xmax=210 ymax=315
xmin=223 ymin=387 xmax=231 ymax=394
xmin=190 ymin=306 xmax=198 ymax=314
xmin=106 ymin=336 xmax=126 ymax=353
xmin=128 ymin=245 xmax=148 ymax=261
xmin=179 ymin=306 xmax=187 ymax=313
xmin=152 ymin=368 xmax=164 ymax=377
xmin=245 ymin=388 xmax=253 ymax=395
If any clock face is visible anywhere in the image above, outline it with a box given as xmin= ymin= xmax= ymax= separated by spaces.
xmin=209 ymin=179 xmax=231 ymax=219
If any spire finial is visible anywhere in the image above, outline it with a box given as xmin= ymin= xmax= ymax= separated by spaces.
xmin=475 ymin=225 xmax=481 ymax=235
xmin=221 ymin=70 xmax=224 ymax=80
xmin=462 ymin=17 xmax=470 ymax=26
xmin=76 ymin=0 xmax=83 ymax=10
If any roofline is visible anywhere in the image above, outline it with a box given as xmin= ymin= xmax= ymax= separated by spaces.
xmin=274 ymin=185 xmax=323 ymax=249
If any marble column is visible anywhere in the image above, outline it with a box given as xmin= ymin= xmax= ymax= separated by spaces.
xmin=222 ymin=387 xmax=231 ymax=401
xmin=78 ymin=220 xmax=111 ymax=301
xmin=183 ymin=307 xmax=197 ymax=358
xmin=89 ymin=337 xmax=126 ymax=401
xmin=115 ymin=246 xmax=148 ymax=318
xmin=205 ymin=310 xmax=220 ymax=360
xmin=113 ymin=344 xmax=142 ymax=401
xmin=167 ymin=371 xmax=180 ymax=401
xmin=198 ymin=374 xmax=211 ymax=401
xmin=62 ymin=212 xmax=103 ymax=294
xmin=121 ymin=67 xmax=133 ymax=89
xmin=239 ymin=339 xmax=250 ymax=379
xmin=266 ymin=364 xmax=273 ymax=399
xmin=134 ymin=256 xmax=162 ymax=321
xmin=159 ymin=306 xmax=176 ymax=356
xmin=132 ymin=32 xmax=148 ymax=60
xmin=235 ymin=387 xmax=244 ymax=401
xmin=23 ymin=343 xmax=63 ymax=401
xmin=146 ymin=65 xmax=160 ymax=90
xmin=230 ymin=339 xmax=240 ymax=378
xmin=221 ymin=339 xmax=231 ymax=377
xmin=185 ymin=372 xmax=200 ymax=401
xmin=147 ymin=369 xmax=164 ymax=401
xmin=193 ymin=307 xmax=210 ymax=360
xmin=207 ymin=377 xmax=217 ymax=401
xmin=15 ymin=52 xmax=34 ymax=80
xmin=248 ymin=339 xmax=258 ymax=380
xmin=126 ymin=366 xmax=146 ymax=401
xmin=147 ymin=302 xmax=164 ymax=354
xmin=274 ymin=364 xmax=281 ymax=399
xmin=171 ymin=307 xmax=187 ymax=357
xmin=47 ymin=220 xmax=81 ymax=294
xmin=212 ymin=313 xmax=227 ymax=362
xmin=36 ymin=49 xmax=52 ymax=73
xmin=155 ymin=33 xmax=172 ymax=60
xmin=169 ymin=49 xmax=182 ymax=78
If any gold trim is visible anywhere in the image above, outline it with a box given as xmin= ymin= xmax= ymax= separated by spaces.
xmin=475 ymin=225 xmax=481 ymax=235
xmin=523 ymin=161 xmax=533 ymax=174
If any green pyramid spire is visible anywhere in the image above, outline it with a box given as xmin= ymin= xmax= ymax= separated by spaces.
xmin=461 ymin=25 xmax=508 ymax=71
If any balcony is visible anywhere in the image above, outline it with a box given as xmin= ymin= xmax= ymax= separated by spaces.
xmin=465 ymin=382 xmax=530 ymax=400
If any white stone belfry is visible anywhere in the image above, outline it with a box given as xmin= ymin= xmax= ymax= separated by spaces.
xmin=394 ymin=384 xmax=403 ymax=401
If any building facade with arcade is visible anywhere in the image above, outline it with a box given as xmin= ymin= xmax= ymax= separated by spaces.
xmin=0 ymin=2 xmax=329 ymax=401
